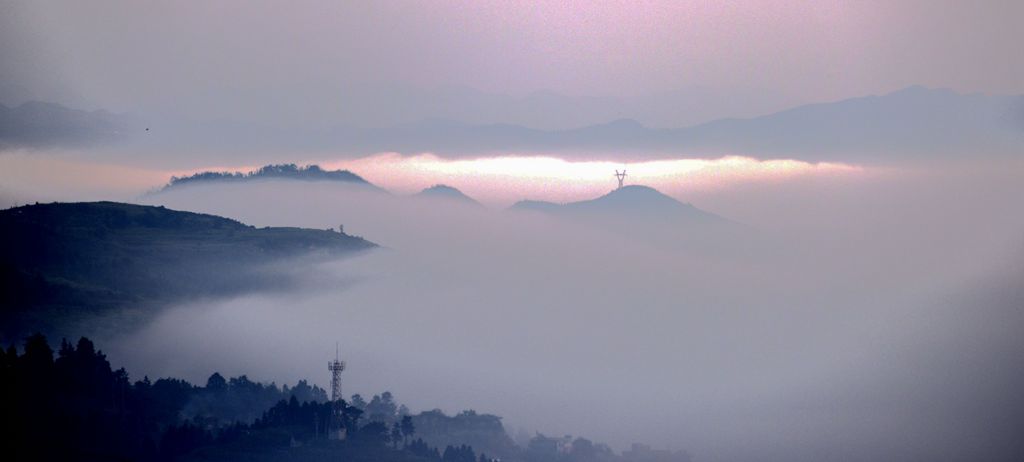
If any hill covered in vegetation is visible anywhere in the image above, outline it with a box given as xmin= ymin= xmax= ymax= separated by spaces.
xmin=0 ymin=201 xmax=375 ymax=339
xmin=0 ymin=334 xmax=693 ymax=462
xmin=162 ymin=164 xmax=379 ymax=191
xmin=0 ymin=334 xmax=457 ymax=462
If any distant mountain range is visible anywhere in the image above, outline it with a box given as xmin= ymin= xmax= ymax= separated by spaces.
xmin=6 ymin=86 xmax=1020 ymax=160
xmin=347 ymin=86 xmax=1023 ymax=161
xmin=149 ymin=169 xmax=754 ymax=256
xmin=0 ymin=201 xmax=375 ymax=339
xmin=667 ymin=86 xmax=1024 ymax=160
xmin=0 ymin=101 xmax=141 ymax=149
xmin=160 ymin=166 xmax=488 ymax=206
xmin=156 ymin=166 xmax=723 ymax=229
xmin=155 ymin=164 xmax=495 ymax=210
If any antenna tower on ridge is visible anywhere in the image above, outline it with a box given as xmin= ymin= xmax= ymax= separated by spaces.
xmin=328 ymin=342 xmax=346 ymax=402
xmin=615 ymin=170 xmax=628 ymax=189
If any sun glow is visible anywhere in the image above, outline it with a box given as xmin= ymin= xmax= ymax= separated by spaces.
xmin=327 ymin=153 xmax=864 ymax=205
xmin=0 ymin=151 xmax=865 ymax=208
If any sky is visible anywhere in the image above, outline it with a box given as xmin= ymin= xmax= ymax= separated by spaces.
xmin=1 ymin=0 xmax=1021 ymax=202
xmin=2 ymin=0 xmax=1023 ymax=129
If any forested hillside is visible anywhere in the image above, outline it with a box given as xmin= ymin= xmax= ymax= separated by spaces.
xmin=0 ymin=201 xmax=375 ymax=339
xmin=0 ymin=335 xmax=691 ymax=462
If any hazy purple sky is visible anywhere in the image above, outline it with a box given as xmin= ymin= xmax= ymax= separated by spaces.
xmin=2 ymin=0 xmax=1022 ymax=128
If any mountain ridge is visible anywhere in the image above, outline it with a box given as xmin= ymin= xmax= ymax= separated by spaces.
xmin=7 ymin=86 xmax=1021 ymax=161
xmin=198 ymin=86 xmax=1024 ymax=160
xmin=0 ymin=100 xmax=141 ymax=148
xmin=158 ymin=163 xmax=383 ymax=192
xmin=0 ymin=201 xmax=376 ymax=339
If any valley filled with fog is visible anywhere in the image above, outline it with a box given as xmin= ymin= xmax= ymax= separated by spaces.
xmin=34 ymin=156 xmax=1011 ymax=462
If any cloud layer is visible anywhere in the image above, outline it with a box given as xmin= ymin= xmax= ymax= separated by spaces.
xmin=86 ymin=159 xmax=1024 ymax=461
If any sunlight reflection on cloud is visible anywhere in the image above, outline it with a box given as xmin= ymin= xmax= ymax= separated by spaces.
xmin=327 ymin=153 xmax=864 ymax=205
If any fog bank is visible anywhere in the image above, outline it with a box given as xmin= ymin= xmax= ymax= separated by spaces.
xmin=88 ymin=160 xmax=1024 ymax=461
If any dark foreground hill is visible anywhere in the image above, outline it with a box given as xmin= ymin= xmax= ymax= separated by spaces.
xmin=0 ymin=334 xmax=691 ymax=462
xmin=0 ymin=334 xmax=471 ymax=462
xmin=0 ymin=201 xmax=375 ymax=339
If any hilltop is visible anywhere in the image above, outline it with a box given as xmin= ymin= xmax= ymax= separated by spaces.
xmin=161 ymin=164 xmax=381 ymax=191
xmin=415 ymin=184 xmax=482 ymax=206
xmin=511 ymin=185 xmax=729 ymax=225
xmin=510 ymin=185 xmax=752 ymax=255
xmin=0 ymin=201 xmax=376 ymax=338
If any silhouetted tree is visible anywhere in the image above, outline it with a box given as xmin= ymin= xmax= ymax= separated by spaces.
xmin=443 ymin=444 xmax=477 ymax=462
xmin=409 ymin=438 xmax=442 ymax=459
xmin=206 ymin=372 xmax=227 ymax=392
xmin=366 ymin=390 xmax=399 ymax=423
xmin=351 ymin=393 xmax=368 ymax=410
xmin=401 ymin=414 xmax=417 ymax=446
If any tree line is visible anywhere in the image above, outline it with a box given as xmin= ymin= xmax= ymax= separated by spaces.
xmin=0 ymin=334 xmax=493 ymax=462
xmin=0 ymin=334 xmax=691 ymax=462
xmin=165 ymin=164 xmax=366 ymax=189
